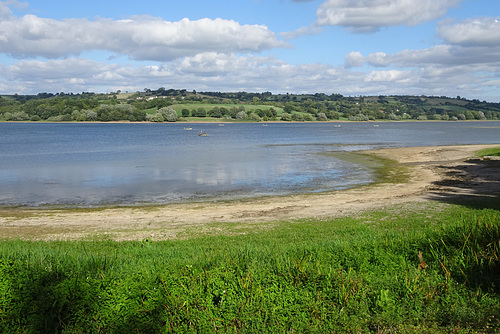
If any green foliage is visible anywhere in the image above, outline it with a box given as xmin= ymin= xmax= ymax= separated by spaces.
xmin=1 ymin=90 xmax=500 ymax=122
xmin=1 ymin=203 xmax=499 ymax=332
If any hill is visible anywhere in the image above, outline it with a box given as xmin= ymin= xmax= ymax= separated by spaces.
xmin=1 ymin=89 xmax=499 ymax=122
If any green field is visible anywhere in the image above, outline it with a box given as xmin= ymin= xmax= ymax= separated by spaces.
xmin=1 ymin=199 xmax=499 ymax=333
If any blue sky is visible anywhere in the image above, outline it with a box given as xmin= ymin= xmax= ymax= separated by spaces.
xmin=1 ymin=0 xmax=499 ymax=101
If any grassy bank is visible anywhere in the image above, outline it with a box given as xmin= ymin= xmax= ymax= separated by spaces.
xmin=1 ymin=199 xmax=499 ymax=333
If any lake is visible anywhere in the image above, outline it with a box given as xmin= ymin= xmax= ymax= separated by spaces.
xmin=1 ymin=121 xmax=499 ymax=207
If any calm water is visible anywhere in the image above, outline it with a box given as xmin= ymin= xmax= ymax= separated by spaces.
xmin=1 ymin=121 xmax=499 ymax=207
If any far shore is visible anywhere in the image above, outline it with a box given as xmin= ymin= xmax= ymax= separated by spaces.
xmin=2 ymin=119 xmax=500 ymax=125
xmin=0 ymin=144 xmax=498 ymax=241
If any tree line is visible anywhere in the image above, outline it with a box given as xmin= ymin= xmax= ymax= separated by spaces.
xmin=1 ymin=89 xmax=499 ymax=122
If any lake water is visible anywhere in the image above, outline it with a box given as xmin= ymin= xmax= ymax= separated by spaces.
xmin=1 ymin=121 xmax=499 ymax=207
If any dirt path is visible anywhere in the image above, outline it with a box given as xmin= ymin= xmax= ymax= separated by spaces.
xmin=1 ymin=144 xmax=498 ymax=241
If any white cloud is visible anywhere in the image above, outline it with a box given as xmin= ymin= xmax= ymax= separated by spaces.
xmin=365 ymin=69 xmax=410 ymax=82
xmin=281 ymin=24 xmax=324 ymax=40
xmin=0 ymin=12 xmax=288 ymax=61
xmin=2 ymin=53 xmax=496 ymax=101
xmin=0 ymin=1 xmax=499 ymax=101
xmin=344 ymin=51 xmax=366 ymax=67
xmin=346 ymin=16 xmax=500 ymax=69
xmin=0 ymin=55 xmax=362 ymax=94
xmin=437 ymin=17 xmax=500 ymax=47
xmin=352 ymin=44 xmax=500 ymax=68
xmin=317 ymin=0 xmax=461 ymax=32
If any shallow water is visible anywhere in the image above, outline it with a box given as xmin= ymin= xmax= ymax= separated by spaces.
xmin=1 ymin=121 xmax=499 ymax=206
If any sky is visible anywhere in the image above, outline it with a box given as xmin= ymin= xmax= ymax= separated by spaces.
xmin=0 ymin=0 xmax=499 ymax=101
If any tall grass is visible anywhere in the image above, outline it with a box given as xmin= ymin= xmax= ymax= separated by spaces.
xmin=1 ymin=201 xmax=499 ymax=333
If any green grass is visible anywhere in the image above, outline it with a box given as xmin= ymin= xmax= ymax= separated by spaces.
xmin=476 ymin=147 xmax=500 ymax=157
xmin=1 ymin=200 xmax=499 ymax=333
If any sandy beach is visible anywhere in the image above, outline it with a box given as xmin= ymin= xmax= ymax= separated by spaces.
xmin=1 ymin=144 xmax=498 ymax=241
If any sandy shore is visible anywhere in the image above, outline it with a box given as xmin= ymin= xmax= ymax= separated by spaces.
xmin=1 ymin=144 xmax=499 ymax=241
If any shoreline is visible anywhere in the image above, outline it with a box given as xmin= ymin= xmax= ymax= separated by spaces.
xmin=2 ymin=119 xmax=500 ymax=125
xmin=1 ymin=144 xmax=498 ymax=241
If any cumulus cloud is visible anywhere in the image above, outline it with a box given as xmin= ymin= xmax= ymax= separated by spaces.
xmin=365 ymin=69 xmax=410 ymax=82
xmin=0 ymin=54 xmax=363 ymax=94
xmin=437 ymin=17 xmax=500 ymax=46
xmin=316 ymin=0 xmax=461 ymax=32
xmin=343 ymin=15 xmax=500 ymax=69
xmin=0 ymin=10 xmax=288 ymax=60
xmin=350 ymin=44 xmax=500 ymax=69
xmin=2 ymin=52 xmax=495 ymax=100
xmin=344 ymin=51 xmax=366 ymax=67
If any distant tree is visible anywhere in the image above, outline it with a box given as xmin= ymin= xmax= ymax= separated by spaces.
xmin=388 ymin=113 xmax=400 ymax=120
xmin=235 ymin=111 xmax=246 ymax=120
xmin=9 ymin=111 xmax=30 ymax=121
xmin=247 ymin=112 xmax=261 ymax=122
xmin=280 ymin=113 xmax=292 ymax=121
xmin=146 ymin=113 xmax=164 ymax=122
xmin=193 ymin=108 xmax=207 ymax=117
xmin=283 ymin=102 xmax=295 ymax=113
xmin=85 ymin=110 xmax=98 ymax=121
xmin=159 ymin=107 xmax=178 ymax=122
xmin=72 ymin=109 xmax=86 ymax=121
xmin=303 ymin=114 xmax=314 ymax=121
xmin=291 ymin=113 xmax=304 ymax=121
xmin=209 ymin=107 xmax=223 ymax=118
xmin=181 ymin=109 xmax=190 ymax=117
xmin=316 ymin=112 xmax=328 ymax=121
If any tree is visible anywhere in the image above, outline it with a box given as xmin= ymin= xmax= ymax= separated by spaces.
xmin=193 ymin=108 xmax=207 ymax=117
xmin=85 ymin=110 xmax=98 ymax=121
xmin=235 ymin=111 xmax=246 ymax=120
xmin=247 ymin=112 xmax=261 ymax=122
xmin=316 ymin=112 xmax=328 ymax=121
xmin=209 ymin=107 xmax=223 ymax=118
xmin=146 ymin=113 xmax=164 ymax=122
xmin=303 ymin=114 xmax=314 ymax=121
xmin=159 ymin=107 xmax=178 ymax=122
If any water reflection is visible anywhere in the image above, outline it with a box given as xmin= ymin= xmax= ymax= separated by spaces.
xmin=1 ymin=121 xmax=499 ymax=207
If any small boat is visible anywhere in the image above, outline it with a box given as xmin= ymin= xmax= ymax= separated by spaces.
xmin=184 ymin=127 xmax=192 ymax=130
xmin=198 ymin=131 xmax=208 ymax=136
xmin=218 ymin=123 xmax=225 ymax=126
xmin=333 ymin=124 xmax=341 ymax=127
xmin=373 ymin=124 xmax=379 ymax=127
xmin=262 ymin=124 xmax=268 ymax=126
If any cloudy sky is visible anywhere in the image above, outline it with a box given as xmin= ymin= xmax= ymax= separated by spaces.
xmin=0 ymin=0 xmax=499 ymax=101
